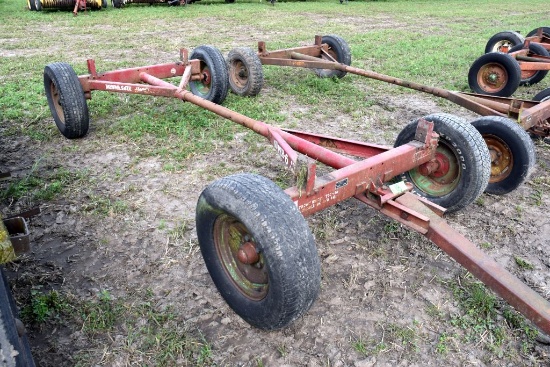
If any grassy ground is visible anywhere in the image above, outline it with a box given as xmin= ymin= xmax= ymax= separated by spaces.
xmin=1 ymin=0 xmax=550 ymax=365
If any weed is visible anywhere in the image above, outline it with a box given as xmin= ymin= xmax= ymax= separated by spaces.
xmin=514 ymin=256 xmax=535 ymax=270
xmin=448 ymin=273 xmax=539 ymax=354
xmin=277 ymin=344 xmax=288 ymax=357
xmin=158 ymin=219 xmax=167 ymax=230
xmin=387 ymin=323 xmax=419 ymax=352
xmin=435 ymin=333 xmax=449 ymax=355
xmin=82 ymin=193 xmax=129 ymax=217
xmin=352 ymin=335 xmax=368 ymax=356
xmin=21 ymin=287 xmax=68 ymax=324
xmin=169 ymin=220 xmax=189 ymax=242
xmin=529 ymin=189 xmax=543 ymax=206
xmin=480 ymin=242 xmax=493 ymax=249
xmin=80 ymin=290 xmax=124 ymax=333
xmin=426 ymin=302 xmax=445 ymax=320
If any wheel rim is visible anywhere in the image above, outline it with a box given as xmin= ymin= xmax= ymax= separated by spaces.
xmin=49 ymin=81 xmax=65 ymax=126
xmin=491 ymin=40 xmax=513 ymax=53
xmin=213 ymin=214 xmax=268 ymax=301
xmin=192 ymin=61 xmax=212 ymax=96
xmin=229 ymin=59 xmax=248 ymax=90
xmin=477 ymin=62 xmax=508 ymax=93
xmin=408 ymin=143 xmax=460 ymax=197
xmin=484 ymin=135 xmax=513 ymax=183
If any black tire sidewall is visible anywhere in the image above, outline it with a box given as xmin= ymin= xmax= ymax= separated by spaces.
xmin=196 ymin=174 xmax=320 ymax=330
xmin=227 ymin=47 xmax=264 ymax=97
xmin=43 ymin=63 xmax=89 ymax=139
xmin=0 ymin=268 xmax=36 ymax=367
xmin=314 ymin=35 xmax=351 ymax=78
xmin=471 ymin=116 xmax=535 ymax=195
xmin=468 ymin=52 xmax=521 ymax=97
xmin=189 ymin=46 xmax=229 ymax=104
xmin=509 ymin=43 xmax=549 ymax=86
xmin=484 ymin=31 xmax=524 ymax=53
xmin=526 ymin=27 xmax=550 ymax=38
xmin=533 ymin=87 xmax=550 ymax=102
xmin=394 ymin=114 xmax=489 ymax=212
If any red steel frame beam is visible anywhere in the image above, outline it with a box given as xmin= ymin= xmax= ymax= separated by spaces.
xmin=524 ymin=28 xmax=550 ymax=51
xmin=77 ymin=56 xmax=550 ymax=335
xmin=257 ymin=36 xmax=550 ymax=136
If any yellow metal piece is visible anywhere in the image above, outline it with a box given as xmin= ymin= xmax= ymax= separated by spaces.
xmin=0 ymin=215 xmax=16 ymax=264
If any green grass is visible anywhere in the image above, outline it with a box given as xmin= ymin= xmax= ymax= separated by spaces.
xmin=448 ymin=272 xmax=539 ymax=356
xmin=21 ymin=287 xmax=213 ymax=366
xmin=2 ymin=0 xmax=550 ymax=365
xmin=0 ymin=159 xmax=89 ymax=206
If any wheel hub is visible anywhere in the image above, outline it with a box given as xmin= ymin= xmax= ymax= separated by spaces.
xmin=50 ymin=82 xmax=65 ymax=125
xmin=408 ymin=144 xmax=460 ymax=197
xmin=213 ymin=215 xmax=268 ymax=300
xmin=418 ymin=152 xmax=450 ymax=178
xmin=230 ymin=60 xmax=248 ymax=89
xmin=237 ymin=241 xmax=259 ymax=264
xmin=493 ymin=40 xmax=511 ymax=53
xmin=485 ymin=135 xmax=513 ymax=183
xmin=478 ymin=63 xmax=508 ymax=93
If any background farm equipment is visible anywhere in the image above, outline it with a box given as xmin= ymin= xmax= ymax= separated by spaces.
xmin=42 ymin=45 xmax=550 ymax=335
xmin=28 ymin=0 xmax=107 ymax=15
xmin=469 ymin=27 xmax=550 ymax=97
xmin=112 ymin=0 xmax=187 ymax=8
xmin=225 ymin=35 xmax=546 ymax=198
xmin=0 ymin=175 xmax=36 ymax=367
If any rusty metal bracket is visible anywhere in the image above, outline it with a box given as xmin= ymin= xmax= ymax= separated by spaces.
xmin=2 ymin=218 xmax=30 ymax=255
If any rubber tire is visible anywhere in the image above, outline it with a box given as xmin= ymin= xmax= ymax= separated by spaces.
xmin=44 ymin=63 xmax=90 ymax=139
xmin=526 ymin=27 xmax=550 ymax=38
xmin=468 ymin=52 xmax=521 ymax=97
xmin=196 ymin=173 xmax=320 ymax=330
xmin=227 ymin=47 xmax=264 ymax=97
xmin=508 ymin=43 xmax=549 ymax=86
xmin=34 ymin=0 xmax=42 ymax=10
xmin=27 ymin=0 xmax=36 ymax=10
xmin=113 ymin=0 xmax=122 ymax=7
xmin=470 ymin=116 xmax=535 ymax=195
xmin=394 ymin=113 xmax=490 ymax=212
xmin=314 ymin=34 xmax=352 ymax=79
xmin=533 ymin=87 xmax=550 ymax=102
xmin=0 ymin=268 xmax=36 ymax=367
xmin=189 ymin=45 xmax=229 ymax=105
xmin=102 ymin=0 xmax=107 ymax=8
xmin=484 ymin=31 xmax=525 ymax=53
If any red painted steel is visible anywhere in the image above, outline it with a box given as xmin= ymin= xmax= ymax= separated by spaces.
xmin=396 ymin=192 xmax=550 ymax=336
xmin=75 ymin=55 xmax=550 ymax=335
xmin=257 ymin=37 xmax=550 ymax=136
xmin=281 ymin=128 xmax=390 ymax=159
